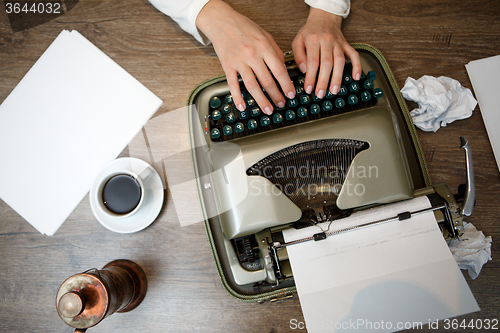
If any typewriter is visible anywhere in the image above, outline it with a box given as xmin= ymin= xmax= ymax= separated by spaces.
xmin=187 ymin=44 xmax=475 ymax=301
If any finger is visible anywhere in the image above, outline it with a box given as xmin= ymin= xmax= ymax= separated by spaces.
xmin=266 ymin=31 xmax=286 ymax=64
xmin=239 ymin=67 xmax=275 ymax=115
xmin=226 ymin=70 xmax=246 ymax=111
xmin=329 ymin=47 xmax=345 ymax=95
xmin=344 ymin=45 xmax=362 ymax=80
xmin=292 ymin=34 xmax=308 ymax=74
xmin=303 ymin=41 xmax=320 ymax=95
xmin=265 ymin=54 xmax=295 ymax=100
xmin=315 ymin=44 xmax=334 ymax=99
xmin=252 ymin=61 xmax=285 ymax=113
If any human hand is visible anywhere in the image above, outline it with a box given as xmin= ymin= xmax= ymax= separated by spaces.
xmin=292 ymin=8 xmax=361 ymax=98
xmin=196 ymin=0 xmax=295 ymax=115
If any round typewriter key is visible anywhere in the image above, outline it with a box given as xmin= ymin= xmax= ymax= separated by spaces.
xmin=260 ymin=116 xmax=271 ymax=127
xmin=335 ymin=98 xmax=345 ymax=108
xmin=349 ymin=82 xmax=360 ymax=93
xmin=239 ymin=110 xmax=249 ymax=120
xmin=209 ymin=96 xmax=222 ymax=109
xmin=211 ymin=110 xmax=221 ymax=121
xmin=348 ymin=95 xmax=359 ymax=105
xmin=225 ymin=94 xmax=233 ymax=104
xmin=235 ymin=122 xmax=245 ymax=133
xmin=311 ymin=104 xmax=321 ymax=114
xmin=226 ymin=112 xmax=236 ymax=123
xmin=297 ymin=76 xmax=305 ymax=86
xmin=322 ymin=101 xmax=333 ymax=111
xmin=285 ymin=110 xmax=296 ymax=121
xmin=210 ymin=128 xmax=221 ymax=140
xmin=312 ymin=93 xmax=322 ymax=102
xmin=250 ymin=107 xmax=261 ymax=117
xmin=300 ymin=95 xmax=311 ymax=105
xmin=221 ymin=104 xmax=231 ymax=114
xmin=373 ymin=88 xmax=384 ymax=98
xmin=287 ymin=98 xmax=298 ymax=108
xmin=339 ymin=86 xmax=348 ymax=96
xmin=241 ymin=92 xmax=247 ymax=99
xmin=246 ymin=99 xmax=256 ymax=108
xmin=360 ymin=71 xmax=366 ymax=80
xmin=364 ymin=80 xmax=374 ymax=90
xmin=343 ymin=74 xmax=352 ymax=85
xmin=272 ymin=113 xmax=283 ymax=124
xmin=247 ymin=119 xmax=258 ymax=130
xmin=298 ymin=107 xmax=308 ymax=117
xmin=223 ymin=125 xmax=233 ymax=136
xmin=361 ymin=91 xmax=372 ymax=102
xmin=295 ymin=86 xmax=304 ymax=95
xmin=326 ymin=90 xmax=335 ymax=99
xmin=368 ymin=70 xmax=376 ymax=81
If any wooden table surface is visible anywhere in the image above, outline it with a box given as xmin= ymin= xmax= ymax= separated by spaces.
xmin=1 ymin=1 xmax=499 ymax=332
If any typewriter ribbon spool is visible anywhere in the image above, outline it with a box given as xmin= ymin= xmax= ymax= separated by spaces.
xmin=55 ymin=259 xmax=147 ymax=332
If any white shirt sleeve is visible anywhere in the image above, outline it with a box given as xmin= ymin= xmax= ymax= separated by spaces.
xmin=148 ymin=0 xmax=351 ymax=45
xmin=148 ymin=0 xmax=211 ymax=45
xmin=305 ymin=0 xmax=351 ymax=18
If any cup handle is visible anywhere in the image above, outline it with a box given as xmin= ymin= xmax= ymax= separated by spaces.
xmin=137 ymin=166 xmax=154 ymax=184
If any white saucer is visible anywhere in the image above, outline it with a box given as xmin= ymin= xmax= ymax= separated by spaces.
xmin=90 ymin=157 xmax=164 ymax=233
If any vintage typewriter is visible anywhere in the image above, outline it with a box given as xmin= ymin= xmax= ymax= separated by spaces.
xmin=187 ymin=44 xmax=475 ymax=302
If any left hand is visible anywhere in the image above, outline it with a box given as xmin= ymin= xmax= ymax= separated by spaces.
xmin=292 ymin=8 xmax=361 ymax=98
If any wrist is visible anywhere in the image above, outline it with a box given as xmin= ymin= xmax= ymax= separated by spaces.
xmin=307 ymin=7 xmax=343 ymax=27
xmin=196 ymin=0 xmax=233 ymax=38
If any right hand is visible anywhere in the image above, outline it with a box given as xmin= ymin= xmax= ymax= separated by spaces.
xmin=196 ymin=0 xmax=295 ymax=115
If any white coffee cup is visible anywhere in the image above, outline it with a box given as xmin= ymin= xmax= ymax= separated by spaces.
xmin=96 ymin=166 xmax=154 ymax=219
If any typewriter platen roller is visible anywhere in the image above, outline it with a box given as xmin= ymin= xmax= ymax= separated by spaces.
xmin=187 ymin=44 xmax=475 ymax=300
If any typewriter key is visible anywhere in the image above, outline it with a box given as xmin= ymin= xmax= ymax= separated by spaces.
xmin=339 ymin=86 xmax=348 ymax=96
xmin=368 ymin=70 xmax=376 ymax=81
xmin=323 ymin=101 xmax=333 ymax=111
xmin=247 ymin=119 xmax=258 ymax=130
xmin=364 ymin=80 xmax=374 ymax=89
xmin=223 ymin=125 xmax=233 ymax=136
xmin=297 ymin=76 xmax=305 ymax=86
xmin=300 ymin=95 xmax=311 ymax=105
xmin=295 ymin=86 xmax=304 ymax=95
xmin=224 ymin=94 xmax=233 ymax=104
xmin=235 ymin=122 xmax=245 ymax=133
xmin=335 ymin=98 xmax=345 ymax=109
xmin=239 ymin=110 xmax=249 ymax=120
xmin=209 ymin=96 xmax=222 ymax=109
xmin=226 ymin=112 xmax=235 ymax=123
xmin=349 ymin=82 xmax=360 ymax=93
xmin=348 ymin=95 xmax=359 ymax=105
xmin=210 ymin=128 xmax=221 ymax=139
xmin=250 ymin=107 xmax=261 ymax=117
xmin=298 ymin=107 xmax=308 ymax=117
xmin=211 ymin=110 xmax=221 ymax=121
xmin=273 ymin=113 xmax=283 ymax=124
xmin=343 ymin=74 xmax=352 ymax=84
xmin=361 ymin=91 xmax=372 ymax=102
xmin=260 ymin=116 xmax=271 ymax=127
xmin=285 ymin=110 xmax=296 ymax=120
xmin=287 ymin=98 xmax=298 ymax=108
xmin=311 ymin=104 xmax=321 ymax=114
xmin=221 ymin=104 xmax=231 ymax=114
xmin=373 ymin=88 xmax=384 ymax=98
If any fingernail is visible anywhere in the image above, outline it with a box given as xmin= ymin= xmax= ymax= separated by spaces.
xmin=237 ymin=103 xmax=246 ymax=111
xmin=317 ymin=90 xmax=325 ymax=99
xmin=264 ymin=106 xmax=273 ymax=115
xmin=277 ymin=101 xmax=285 ymax=108
xmin=306 ymin=85 xmax=313 ymax=94
xmin=355 ymin=73 xmax=361 ymax=81
xmin=332 ymin=85 xmax=339 ymax=95
xmin=287 ymin=91 xmax=295 ymax=99
xmin=299 ymin=63 xmax=307 ymax=73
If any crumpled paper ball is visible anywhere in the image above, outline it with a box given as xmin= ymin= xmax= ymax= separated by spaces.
xmin=401 ymin=75 xmax=477 ymax=132
xmin=447 ymin=222 xmax=492 ymax=279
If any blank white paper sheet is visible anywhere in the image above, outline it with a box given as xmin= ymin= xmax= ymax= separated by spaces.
xmin=466 ymin=55 xmax=500 ymax=171
xmin=0 ymin=30 xmax=163 ymax=235
xmin=283 ymin=197 xmax=479 ymax=332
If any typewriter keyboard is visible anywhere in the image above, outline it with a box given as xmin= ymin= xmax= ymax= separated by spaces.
xmin=207 ymin=63 xmax=384 ymax=142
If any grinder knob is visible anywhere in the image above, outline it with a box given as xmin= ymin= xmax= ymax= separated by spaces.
xmin=58 ymin=292 xmax=85 ymax=318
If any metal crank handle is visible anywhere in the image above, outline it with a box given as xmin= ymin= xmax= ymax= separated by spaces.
xmin=460 ymin=137 xmax=475 ymax=216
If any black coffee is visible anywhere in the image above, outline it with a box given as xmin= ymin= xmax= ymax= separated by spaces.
xmin=102 ymin=174 xmax=142 ymax=215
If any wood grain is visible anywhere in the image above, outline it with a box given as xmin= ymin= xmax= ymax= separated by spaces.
xmin=1 ymin=0 xmax=499 ymax=332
